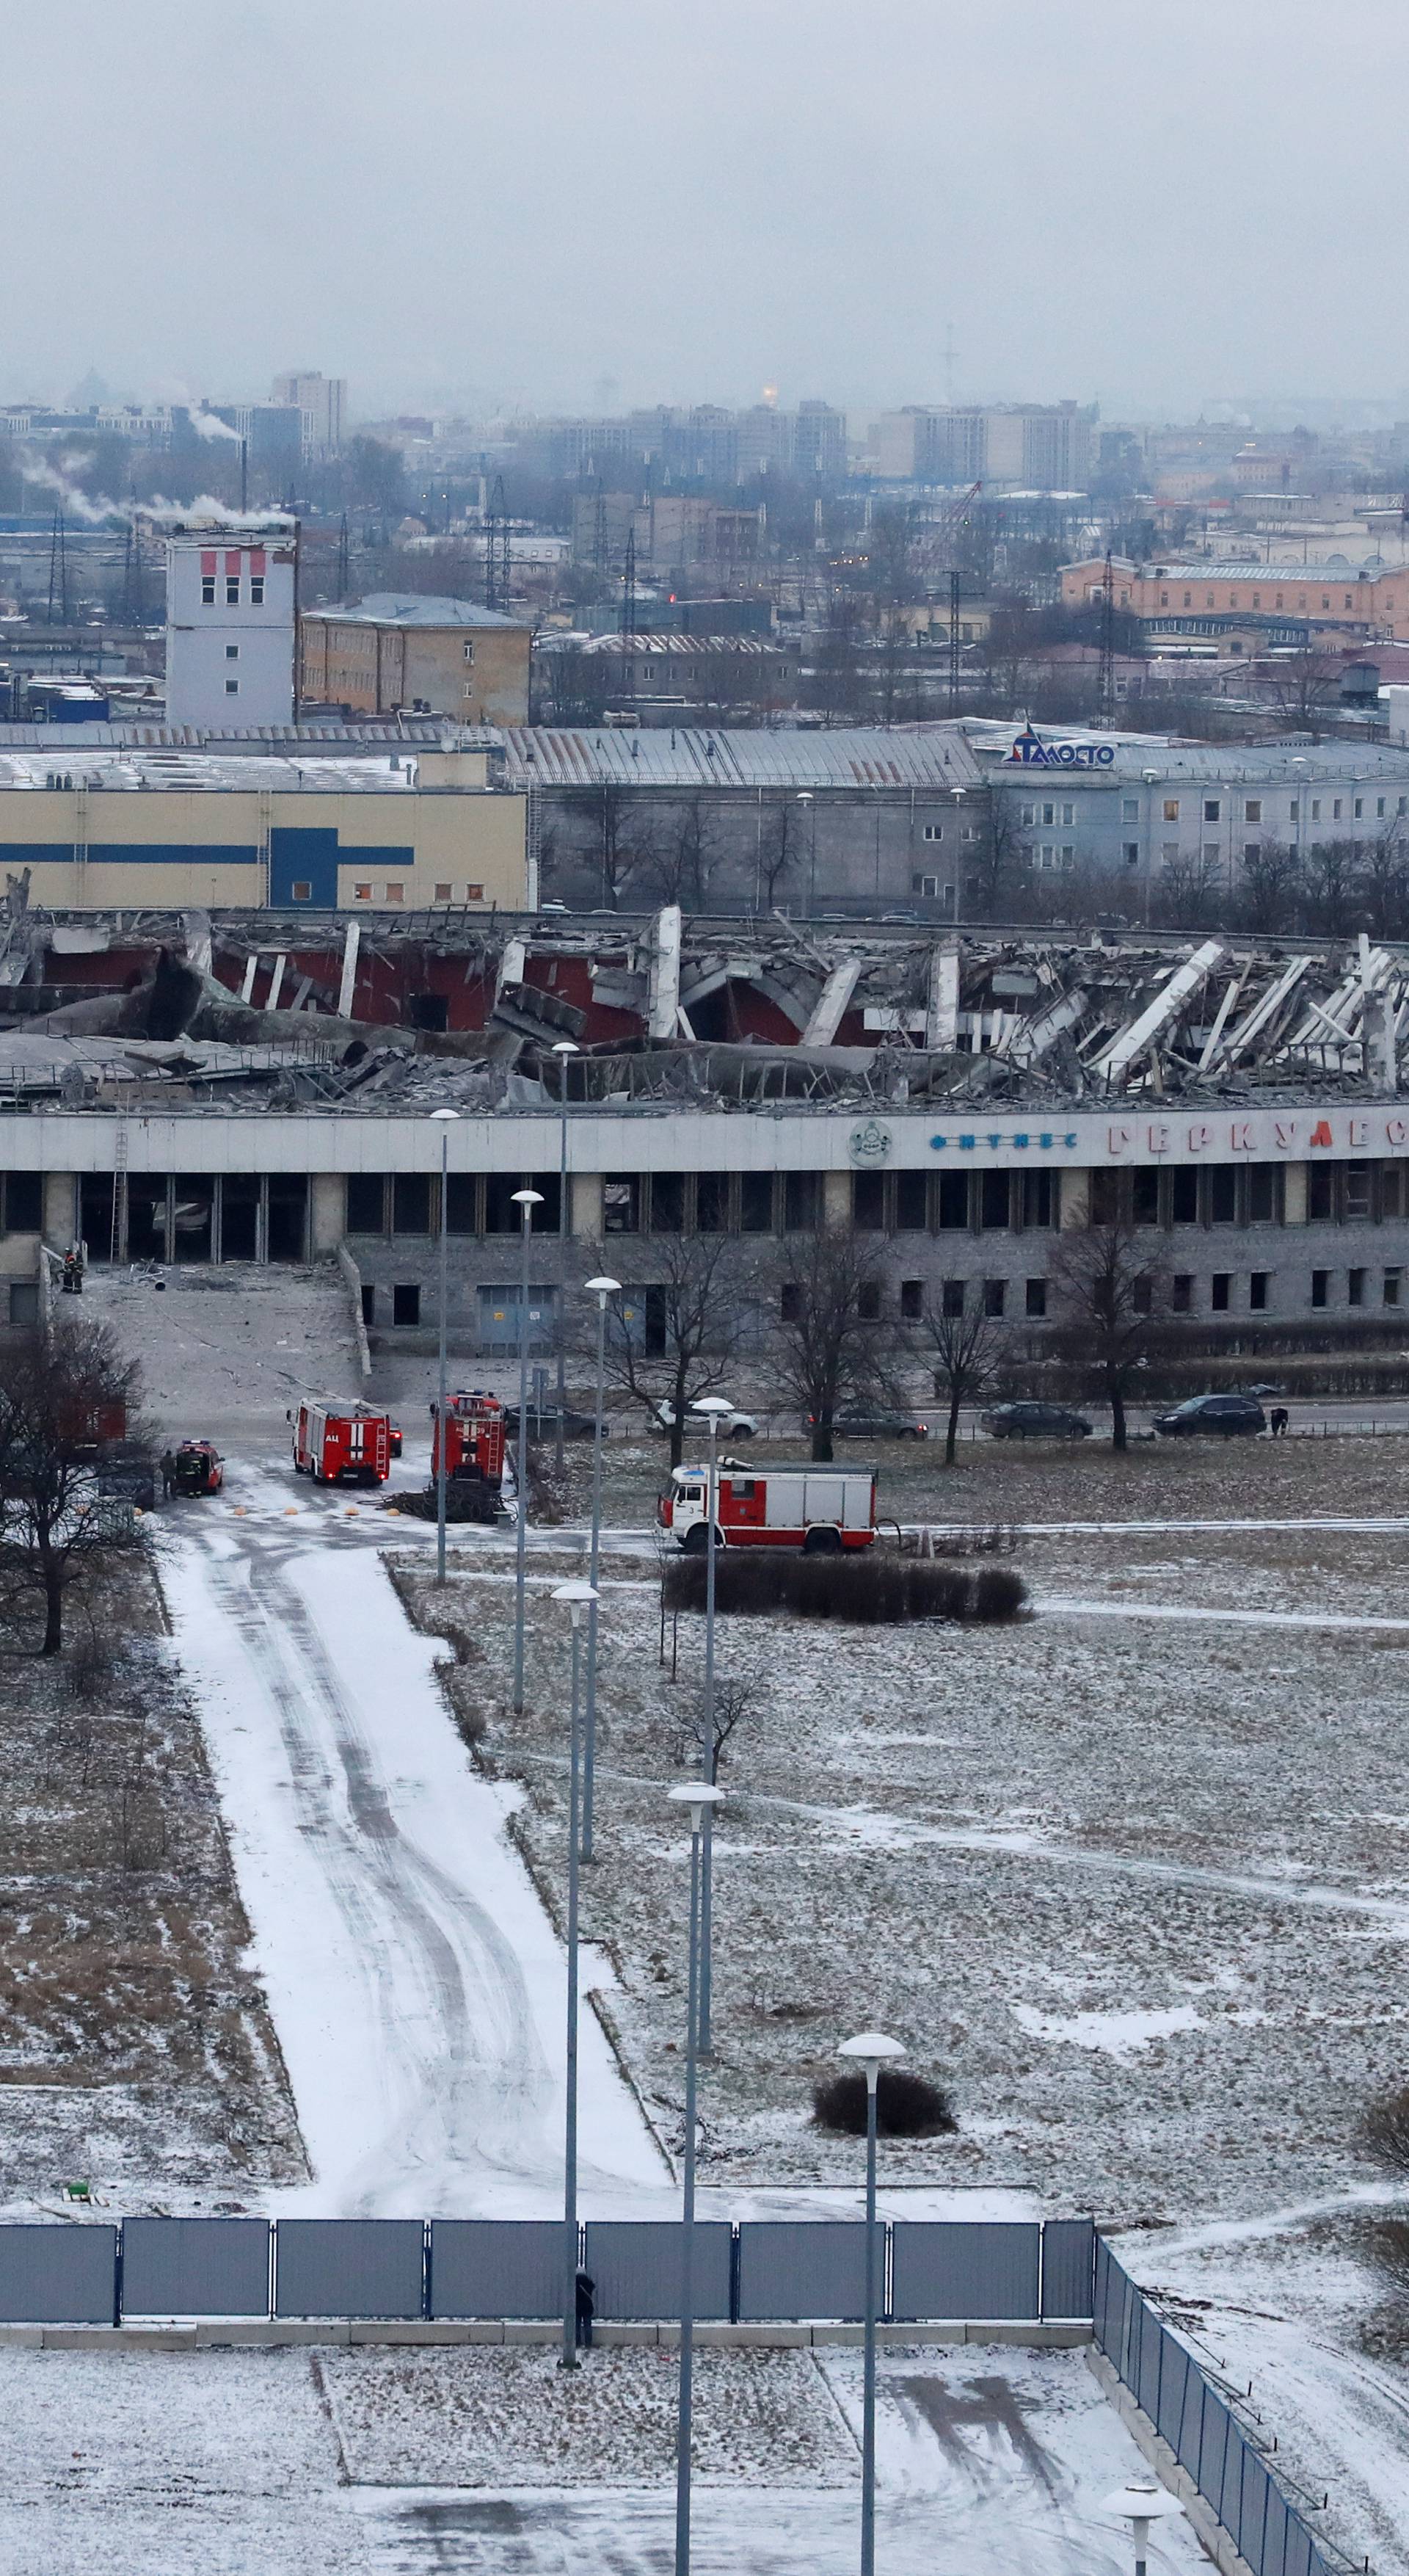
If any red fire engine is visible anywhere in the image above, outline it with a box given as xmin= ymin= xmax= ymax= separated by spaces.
xmin=429 ymin=1390 xmax=508 ymax=1522
xmin=290 ymin=1398 xmax=393 ymax=1487
xmin=659 ymin=1457 xmax=877 ymax=1553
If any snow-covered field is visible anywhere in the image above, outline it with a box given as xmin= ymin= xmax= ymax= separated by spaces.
xmin=0 ymin=2342 xmax=1204 ymax=2575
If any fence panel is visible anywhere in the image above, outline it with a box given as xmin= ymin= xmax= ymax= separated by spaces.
xmin=429 ymin=2220 xmax=561 ymax=2321
xmin=121 ymin=2218 xmax=270 ymax=2318
xmin=1154 ymin=2324 xmax=1189 ymax=2453
xmin=274 ymin=2219 xmax=425 ymax=2320
xmin=0 ymin=2225 xmax=116 ymax=2324
xmin=1040 ymin=2218 xmax=1094 ymax=2318
xmin=891 ymin=2221 xmax=1040 ymax=2322
xmin=736 ymin=2223 xmax=868 ymax=2322
xmin=583 ymin=2221 xmax=732 ymax=2323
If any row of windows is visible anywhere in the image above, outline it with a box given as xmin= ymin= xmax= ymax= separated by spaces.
xmin=1151 ymin=587 xmax=1387 ymax=614
xmin=347 ymin=881 xmax=485 ymax=905
xmin=1092 ymin=1161 xmax=1405 ymax=1227
xmin=77 ymin=1173 xmax=308 ymax=1265
xmin=200 ymin=576 xmax=265 ymax=606
xmin=1132 ymin=792 xmax=1408 ymax=827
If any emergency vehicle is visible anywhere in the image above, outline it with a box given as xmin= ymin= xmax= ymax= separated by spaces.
xmin=290 ymin=1398 xmax=393 ymax=1487
xmin=660 ymin=1457 xmax=877 ymax=1553
xmin=171 ymin=1440 xmax=224 ymax=1497
xmin=429 ymin=1390 xmax=508 ymax=1522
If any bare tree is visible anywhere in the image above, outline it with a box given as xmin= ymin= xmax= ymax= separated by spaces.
xmin=756 ymin=799 xmax=801 ymax=910
xmin=1048 ymin=1220 xmax=1168 ymax=1454
xmin=1236 ymin=837 xmax=1303 ymax=935
xmin=966 ymin=789 xmax=1030 ymax=918
xmin=0 ymin=1321 xmax=145 ymax=1652
xmin=584 ymin=1235 xmax=759 ymax=1467
xmin=767 ymin=1229 xmax=895 ymax=1462
xmin=1361 ymin=822 xmax=1409 ymax=942
xmin=1154 ymin=845 xmax=1223 ymax=931
xmin=1304 ymin=838 xmax=1360 ymax=937
xmin=643 ymin=796 xmax=716 ymax=913
xmin=669 ymin=1662 xmax=766 ymax=1776
xmin=1267 ymin=647 xmax=1340 ymax=740
xmin=923 ymin=1302 xmax=1005 ymax=1465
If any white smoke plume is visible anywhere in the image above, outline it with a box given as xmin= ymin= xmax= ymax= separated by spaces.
xmin=191 ymin=409 xmax=242 ymax=443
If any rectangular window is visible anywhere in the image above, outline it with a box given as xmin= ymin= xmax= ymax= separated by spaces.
xmin=1022 ymin=1171 xmax=1053 ymax=1228
xmin=857 ymin=1280 xmax=883 ymax=1322
xmin=922 ymin=822 xmax=944 ymax=841
xmin=942 ymin=1279 xmax=965 ymax=1317
xmin=225 ymin=678 xmax=239 ymax=694
xmin=385 ymin=882 xmax=404 ymax=902
xmin=1163 ymin=799 xmax=1180 ymax=822
xmin=353 ymin=882 xmax=372 ymax=901
xmin=226 ymin=576 xmax=240 ymax=605
xmin=650 ymin=1174 xmax=685 ymax=1234
xmin=1377 ymin=797 xmax=1387 ymax=819
xmin=780 ymin=1281 xmax=802 ymax=1322
xmin=900 ymin=1277 xmax=923 ymax=1320
xmin=937 ymin=1171 xmax=968 ymax=1231
xmin=1133 ymin=1275 xmax=1154 ymax=1316
xmin=1311 ymin=800 xmax=1321 ymax=821
xmin=463 ymin=640 xmax=475 ymax=662
xmin=434 ymin=882 xmax=452 ymax=901
xmin=1122 ymin=798 xmax=1139 ymax=821
xmin=696 ymin=1172 xmax=729 ymax=1235
xmin=1344 ymin=1161 xmax=1372 ymax=1221
xmin=1131 ymin=1168 xmax=1159 ymax=1227
xmin=983 ymin=1278 xmax=1005 ymax=1318
xmin=445 ymin=1175 xmax=478 ymax=1236
xmin=980 ymin=1170 xmax=1009 ymax=1230
xmin=1242 ymin=842 xmax=1259 ymax=862
xmin=1172 ymin=1274 xmax=1193 ymax=1313
xmin=783 ymin=1172 xmax=820 ymax=1232
xmin=1386 ymin=1267 xmax=1402 ymax=1308
xmin=1061 ymin=802 xmax=1074 ymax=826
xmin=895 ymin=1171 xmax=928 ymax=1232
xmin=1124 ymin=842 xmax=1140 ymax=866
xmin=1248 ymin=1166 xmax=1277 ymax=1223
xmin=1 ymin=1172 xmax=41 ymax=1233
xmin=1211 ymin=1272 xmax=1231 ymax=1312
xmin=1348 ymin=1266 xmax=1367 ymax=1307
xmin=463 ymin=682 xmax=476 ymax=699
xmin=1042 ymin=802 xmax=1055 ymax=827
xmin=225 ymin=643 xmax=239 ymax=660
xmin=1090 ymin=1169 xmax=1120 ymax=1227
xmin=1354 ymin=799 xmax=1364 ymax=821
xmin=1170 ymin=1169 xmax=1198 ymax=1225
xmin=1382 ymin=1163 xmax=1404 ymax=1220
xmin=739 ymin=1173 xmax=773 ymax=1233
xmin=1245 ymin=799 xmax=1261 ymax=823
xmin=392 ymin=1282 xmax=420 ymax=1327
xmin=1024 ymin=1277 xmax=1046 ymax=1318
xmin=1308 ymin=1164 xmax=1335 ymax=1222
xmin=346 ymin=1174 xmax=385 ymax=1233
xmin=1204 ymin=799 xmax=1220 ymax=821
xmin=250 ymin=576 xmax=264 ymax=604
xmin=393 ymin=1175 xmax=432 ymax=1235
xmin=1250 ymin=1271 xmax=1269 ymax=1311
xmin=1333 ymin=799 xmax=1343 ymax=821
xmin=1208 ymin=1166 xmax=1237 ymax=1224
xmin=603 ymin=1178 xmax=641 ymax=1234
xmin=200 ymin=576 xmax=216 ymax=605
xmin=291 ymin=879 xmax=312 ymax=901
xmin=1311 ymin=1268 xmax=1330 ymax=1308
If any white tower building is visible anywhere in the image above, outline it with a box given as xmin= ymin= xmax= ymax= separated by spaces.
xmin=163 ymin=519 xmax=298 ymax=729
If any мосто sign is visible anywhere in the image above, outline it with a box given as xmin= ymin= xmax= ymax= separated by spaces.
xmin=1006 ymin=725 xmax=1115 ymax=769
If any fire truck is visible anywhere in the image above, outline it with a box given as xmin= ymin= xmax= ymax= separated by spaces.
xmin=429 ymin=1390 xmax=509 ymax=1523
xmin=170 ymin=1440 xmax=224 ymax=1497
xmin=290 ymin=1398 xmax=393 ymax=1487
xmin=660 ymin=1457 xmax=877 ymax=1553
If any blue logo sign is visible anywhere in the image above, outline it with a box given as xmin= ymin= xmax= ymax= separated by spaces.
xmin=1006 ymin=725 xmax=1115 ymax=769
xmin=930 ymin=1132 xmax=1078 ymax=1153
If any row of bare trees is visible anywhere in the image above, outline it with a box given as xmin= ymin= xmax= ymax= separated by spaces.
xmin=576 ymin=1216 xmax=1173 ymax=1464
xmin=0 ymin=1321 xmax=145 ymax=1652
xmin=1157 ymin=826 xmax=1409 ymax=940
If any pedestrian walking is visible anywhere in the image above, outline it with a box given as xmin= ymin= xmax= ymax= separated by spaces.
xmin=160 ymin=1450 xmax=175 ymax=1500
xmin=574 ymin=2267 xmax=595 ymax=2351
xmin=1270 ymin=1406 xmax=1289 ymax=1439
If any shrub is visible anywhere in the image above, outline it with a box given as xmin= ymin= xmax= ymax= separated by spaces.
xmin=1362 ymin=2083 xmax=1409 ymax=2175
xmin=663 ymin=1550 xmax=1027 ymax=1625
xmin=812 ymin=2067 xmax=957 ymax=2138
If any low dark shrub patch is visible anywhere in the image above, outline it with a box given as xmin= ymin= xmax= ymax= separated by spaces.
xmin=663 ymin=1550 xmax=1026 ymax=1625
xmin=1362 ymin=2083 xmax=1409 ymax=2175
xmin=812 ymin=2067 xmax=956 ymax=2138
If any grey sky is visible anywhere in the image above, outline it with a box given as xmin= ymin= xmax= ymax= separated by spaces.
xmin=8 ymin=0 xmax=1405 ymax=422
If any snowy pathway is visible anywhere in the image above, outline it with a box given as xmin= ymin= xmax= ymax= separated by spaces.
xmin=164 ymin=1519 xmax=666 ymax=2215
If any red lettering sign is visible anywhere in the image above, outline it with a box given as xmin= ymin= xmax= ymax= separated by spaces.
xmin=1230 ymin=1122 xmax=1252 ymax=1152
xmin=1187 ymin=1124 xmax=1212 ymax=1153
xmin=1146 ymin=1123 xmax=1169 ymax=1154
xmin=1309 ymin=1121 xmax=1333 ymax=1148
xmin=1274 ymin=1121 xmax=1298 ymax=1150
xmin=1107 ymin=1126 xmax=1132 ymax=1157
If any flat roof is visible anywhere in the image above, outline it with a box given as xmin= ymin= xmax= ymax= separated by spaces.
xmin=305 ymin=593 xmax=525 ymax=631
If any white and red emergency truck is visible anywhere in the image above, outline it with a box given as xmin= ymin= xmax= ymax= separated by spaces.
xmin=659 ymin=1456 xmax=877 ymax=1553
xmin=429 ymin=1390 xmax=509 ymax=1522
xmin=291 ymin=1398 xmax=393 ymax=1487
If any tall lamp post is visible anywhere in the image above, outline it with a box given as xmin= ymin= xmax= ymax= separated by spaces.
xmin=837 ymin=2030 xmax=905 ymax=2576
xmin=666 ymin=1779 xmax=725 ymax=2576
xmin=797 ymin=791 xmax=815 ymax=916
xmin=511 ymin=1186 xmax=545 ymax=1715
xmin=429 ymin=1108 xmax=458 ymax=1586
xmin=688 ymin=1395 xmax=734 ymax=2053
xmin=550 ymin=1040 xmax=580 ymax=1473
xmin=580 ymin=1274 xmax=621 ymax=1861
xmin=553 ymin=1578 xmax=597 ymax=2368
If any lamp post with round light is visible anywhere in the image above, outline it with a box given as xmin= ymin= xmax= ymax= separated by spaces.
xmin=429 ymin=1108 xmax=458 ymax=1586
xmin=666 ymin=1779 xmax=725 ymax=2576
xmin=550 ymin=1040 xmax=580 ymax=1471
xmin=837 ymin=2031 xmax=905 ymax=2576
xmin=580 ymin=1275 xmax=620 ymax=1861
xmin=688 ymin=1394 xmax=734 ymax=2053
xmin=511 ymin=1186 xmax=545 ymax=1715
xmin=552 ymin=1578 xmax=597 ymax=2368
xmin=1100 ymin=2478 xmax=1184 ymax=2576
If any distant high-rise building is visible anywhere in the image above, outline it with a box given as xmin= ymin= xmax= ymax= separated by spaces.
xmin=271 ymin=371 xmax=348 ymax=458
xmin=873 ymin=402 xmax=1091 ymax=490
xmin=793 ymin=399 xmax=847 ymax=481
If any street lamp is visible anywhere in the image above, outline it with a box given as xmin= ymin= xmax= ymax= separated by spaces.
xmin=511 ymin=1186 xmax=545 ymax=1715
xmin=553 ymin=1578 xmax=598 ymax=2370
xmin=797 ymin=791 xmax=815 ymax=916
xmin=551 ymin=1041 xmax=580 ymax=1473
xmin=580 ymin=1275 xmax=620 ymax=1861
xmin=666 ymin=1779 xmax=726 ymax=2576
xmin=951 ymin=786 xmax=966 ymax=929
xmin=1100 ymin=2478 xmax=1183 ymax=2576
xmin=429 ymin=1109 xmax=459 ymax=1586
xmin=688 ymin=1394 xmax=734 ymax=2054
xmin=838 ymin=2031 xmax=905 ymax=2576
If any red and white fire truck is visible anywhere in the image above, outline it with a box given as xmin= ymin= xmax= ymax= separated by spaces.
xmin=659 ymin=1456 xmax=877 ymax=1553
xmin=290 ymin=1398 xmax=393 ymax=1487
xmin=429 ymin=1390 xmax=509 ymax=1522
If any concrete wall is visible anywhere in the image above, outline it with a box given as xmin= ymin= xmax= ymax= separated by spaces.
xmin=300 ymin=618 xmax=531 ymax=726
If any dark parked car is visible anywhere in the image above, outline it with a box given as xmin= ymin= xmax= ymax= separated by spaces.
xmin=812 ymin=1410 xmax=930 ymax=1440
xmin=980 ymin=1401 xmax=1093 ymax=1441
xmin=503 ymin=1406 xmax=606 ymax=1443
xmin=1154 ymin=1394 xmax=1267 ymax=1438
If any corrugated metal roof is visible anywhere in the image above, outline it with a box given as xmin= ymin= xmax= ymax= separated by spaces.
xmin=0 ymin=751 xmax=418 ymax=793
xmin=304 ymin=593 xmax=525 ymax=630
xmin=1146 ymin=562 xmax=1393 ymax=587
xmin=502 ymin=726 xmax=983 ymax=791
xmin=0 ymin=721 xmax=489 ymax=752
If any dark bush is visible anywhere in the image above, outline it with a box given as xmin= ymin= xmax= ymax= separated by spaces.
xmin=812 ymin=2067 xmax=957 ymax=2138
xmin=1362 ymin=2083 xmax=1409 ymax=2175
xmin=663 ymin=1550 xmax=1026 ymax=1625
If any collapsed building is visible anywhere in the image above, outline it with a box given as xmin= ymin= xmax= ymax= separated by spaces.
xmin=0 ymin=896 xmax=1403 ymax=1352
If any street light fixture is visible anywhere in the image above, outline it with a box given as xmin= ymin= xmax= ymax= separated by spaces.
xmin=429 ymin=1109 xmax=459 ymax=1586
xmin=666 ymin=1779 xmax=726 ymax=2576
xmin=1100 ymin=2478 xmax=1183 ymax=2576
xmin=688 ymin=1395 xmax=734 ymax=2053
xmin=551 ymin=1042 xmax=580 ymax=1472
xmin=580 ymin=1275 xmax=620 ymax=1861
xmin=511 ymin=1186 xmax=545 ymax=1715
xmin=796 ymin=791 xmax=815 ymax=917
xmin=838 ymin=2031 xmax=905 ymax=2576
xmin=553 ymin=1578 xmax=598 ymax=2370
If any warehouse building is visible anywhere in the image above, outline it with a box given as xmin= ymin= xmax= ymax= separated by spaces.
xmin=299 ymin=595 xmax=531 ymax=726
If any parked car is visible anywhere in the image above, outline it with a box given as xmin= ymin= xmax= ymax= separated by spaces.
xmin=809 ymin=1409 xmax=930 ymax=1440
xmin=504 ymin=1406 xmax=605 ymax=1443
xmin=1154 ymin=1394 xmax=1267 ymax=1438
xmin=652 ymin=1401 xmax=759 ymax=1440
xmin=980 ymin=1401 xmax=1093 ymax=1441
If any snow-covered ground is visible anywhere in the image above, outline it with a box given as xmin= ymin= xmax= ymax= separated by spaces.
xmin=0 ymin=2343 xmax=1204 ymax=2575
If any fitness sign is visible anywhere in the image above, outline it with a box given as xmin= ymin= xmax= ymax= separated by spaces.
xmin=1005 ymin=724 xmax=1115 ymax=769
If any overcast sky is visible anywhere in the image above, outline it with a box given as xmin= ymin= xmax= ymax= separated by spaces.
xmin=7 ymin=0 xmax=1406 ymax=424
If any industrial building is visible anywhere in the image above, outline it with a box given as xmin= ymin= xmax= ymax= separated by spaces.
xmin=163 ymin=518 xmax=297 ymax=730
xmin=299 ymin=595 xmax=532 ymax=725
xmin=0 ymin=910 xmax=1402 ymax=1354
xmin=1061 ymin=556 xmax=1409 ymax=648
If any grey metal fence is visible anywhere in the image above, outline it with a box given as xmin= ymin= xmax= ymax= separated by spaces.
xmin=0 ymin=2213 xmax=1093 ymax=2326
xmin=1094 ymin=2237 xmax=1352 ymax=2576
